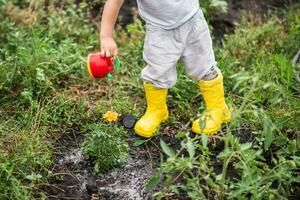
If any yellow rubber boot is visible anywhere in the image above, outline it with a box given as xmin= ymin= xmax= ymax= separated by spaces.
xmin=134 ymin=83 xmax=169 ymax=138
xmin=192 ymin=73 xmax=231 ymax=134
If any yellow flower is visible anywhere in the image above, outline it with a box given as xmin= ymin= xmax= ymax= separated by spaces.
xmin=102 ymin=111 xmax=119 ymax=122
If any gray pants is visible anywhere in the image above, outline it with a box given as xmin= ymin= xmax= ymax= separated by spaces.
xmin=141 ymin=10 xmax=218 ymax=88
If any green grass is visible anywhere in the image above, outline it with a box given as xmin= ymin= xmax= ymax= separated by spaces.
xmin=0 ymin=0 xmax=299 ymax=199
xmin=0 ymin=2 xmax=107 ymax=199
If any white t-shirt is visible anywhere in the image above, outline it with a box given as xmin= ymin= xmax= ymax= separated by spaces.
xmin=136 ymin=0 xmax=200 ymax=29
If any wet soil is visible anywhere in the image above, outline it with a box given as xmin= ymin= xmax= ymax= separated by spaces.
xmin=39 ymin=125 xmax=158 ymax=200
xmin=39 ymin=118 xmax=256 ymax=199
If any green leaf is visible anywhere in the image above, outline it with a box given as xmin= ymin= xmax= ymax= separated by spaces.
xmin=160 ymin=153 xmax=164 ymax=164
xmin=240 ymin=142 xmax=252 ymax=151
xmin=36 ymin=68 xmax=45 ymax=81
xmin=175 ymin=131 xmax=187 ymax=138
xmin=164 ymin=174 xmax=173 ymax=187
xmin=146 ymin=174 xmax=160 ymax=191
xmin=25 ymin=173 xmax=42 ymax=181
xmin=199 ymin=118 xmax=206 ymax=131
xmin=172 ymin=186 xmax=179 ymax=194
xmin=273 ymin=134 xmax=288 ymax=146
xmin=274 ymin=116 xmax=292 ymax=129
xmin=263 ymin=117 xmax=273 ymax=150
xmin=187 ymin=140 xmax=195 ymax=158
xmin=0 ymin=0 xmax=7 ymax=6
xmin=205 ymin=176 xmax=219 ymax=189
xmin=133 ymin=138 xmax=148 ymax=147
xmin=201 ymin=134 xmax=208 ymax=149
xmin=211 ymin=0 xmax=228 ymax=12
xmin=217 ymin=148 xmax=232 ymax=159
xmin=160 ymin=139 xmax=175 ymax=157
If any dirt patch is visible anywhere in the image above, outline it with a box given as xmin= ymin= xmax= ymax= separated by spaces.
xmin=39 ymin=125 xmax=159 ymax=200
xmin=38 ymin=118 xmax=257 ymax=199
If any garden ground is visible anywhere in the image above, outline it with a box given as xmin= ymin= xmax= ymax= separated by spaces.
xmin=0 ymin=0 xmax=299 ymax=199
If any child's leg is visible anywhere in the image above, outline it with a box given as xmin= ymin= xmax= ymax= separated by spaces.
xmin=191 ymin=71 xmax=231 ymax=134
xmin=134 ymin=24 xmax=183 ymax=137
xmin=180 ymin=10 xmax=231 ymax=134
xmin=134 ymin=83 xmax=169 ymax=138
xmin=202 ymin=65 xmax=218 ymax=81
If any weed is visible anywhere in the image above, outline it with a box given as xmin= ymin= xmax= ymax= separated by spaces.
xmin=82 ymin=123 xmax=129 ymax=173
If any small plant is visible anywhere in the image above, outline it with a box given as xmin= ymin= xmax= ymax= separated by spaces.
xmin=82 ymin=123 xmax=129 ymax=173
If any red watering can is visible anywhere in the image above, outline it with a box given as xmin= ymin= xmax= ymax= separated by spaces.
xmin=87 ymin=52 xmax=121 ymax=80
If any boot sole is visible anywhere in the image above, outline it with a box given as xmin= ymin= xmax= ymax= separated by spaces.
xmin=134 ymin=113 xmax=169 ymax=138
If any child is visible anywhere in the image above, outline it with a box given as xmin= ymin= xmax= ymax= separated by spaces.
xmin=100 ymin=0 xmax=231 ymax=138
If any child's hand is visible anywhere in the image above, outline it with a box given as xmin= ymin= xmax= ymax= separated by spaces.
xmin=100 ymin=36 xmax=118 ymax=60
xmin=99 ymin=0 xmax=124 ymax=60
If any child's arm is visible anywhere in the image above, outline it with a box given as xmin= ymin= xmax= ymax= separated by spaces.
xmin=100 ymin=0 xmax=124 ymax=60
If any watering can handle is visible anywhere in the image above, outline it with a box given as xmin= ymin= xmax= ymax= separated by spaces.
xmin=106 ymin=57 xmax=121 ymax=80
xmin=116 ymin=57 xmax=121 ymax=70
